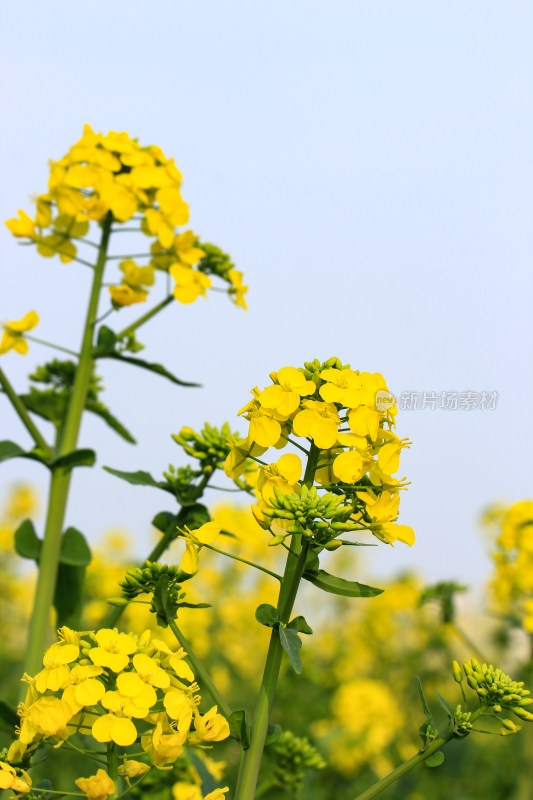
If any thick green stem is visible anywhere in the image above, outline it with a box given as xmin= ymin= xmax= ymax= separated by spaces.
xmin=0 ymin=367 xmax=52 ymax=456
xmin=234 ymin=444 xmax=319 ymax=800
xmin=168 ymin=618 xmax=232 ymax=717
xmin=21 ymin=214 xmax=112 ymax=685
xmin=107 ymin=742 xmax=119 ymax=799
xmin=353 ymin=707 xmax=484 ymax=800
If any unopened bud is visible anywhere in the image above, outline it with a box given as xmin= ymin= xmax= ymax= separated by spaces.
xmin=511 ymin=706 xmax=533 ymax=721
xmin=324 ymin=540 xmax=343 ymax=551
xmin=451 ymin=661 xmax=463 ymax=683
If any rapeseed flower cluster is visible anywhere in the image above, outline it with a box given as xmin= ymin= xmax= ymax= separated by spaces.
xmin=11 ymin=626 xmax=229 ymax=778
xmin=5 ymin=125 xmax=247 ymax=310
xmin=225 ymin=358 xmax=413 ymax=548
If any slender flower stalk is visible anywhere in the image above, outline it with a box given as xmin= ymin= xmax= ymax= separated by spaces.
xmin=352 ymin=708 xmax=485 ymax=800
xmin=168 ymin=618 xmax=233 ymax=718
xmin=0 ymin=366 xmax=52 ymax=457
xmin=115 ymin=295 xmax=174 ymax=340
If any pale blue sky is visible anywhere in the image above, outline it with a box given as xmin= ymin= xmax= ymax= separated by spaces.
xmin=1 ymin=1 xmax=532 ymax=587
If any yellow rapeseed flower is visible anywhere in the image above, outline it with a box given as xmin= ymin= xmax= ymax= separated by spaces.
xmin=75 ymin=769 xmax=115 ymax=800
xmin=0 ymin=311 xmax=39 ymax=356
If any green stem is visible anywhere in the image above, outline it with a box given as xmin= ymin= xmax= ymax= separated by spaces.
xmin=115 ymin=295 xmax=173 ymax=339
xmin=168 ymin=618 xmax=232 ymax=717
xmin=0 ymin=367 xmax=52 ymax=456
xmin=353 ymin=708 xmax=484 ymax=800
xmin=21 ymin=213 xmax=112 ymax=687
xmin=234 ymin=444 xmax=319 ymax=800
xmin=198 ymin=540 xmax=282 ymax=582
xmin=107 ymin=742 xmax=119 ymax=799
xmin=23 ymin=334 xmax=79 ymax=357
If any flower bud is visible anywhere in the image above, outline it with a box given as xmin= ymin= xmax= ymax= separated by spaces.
xmin=324 ymin=540 xmax=342 ymax=551
xmin=451 ymin=661 xmax=463 ymax=683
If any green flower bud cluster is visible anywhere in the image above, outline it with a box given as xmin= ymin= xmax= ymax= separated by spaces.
xmin=172 ymin=422 xmax=238 ymax=474
xmin=163 ymin=463 xmax=205 ymax=504
xmin=302 ymin=356 xmax=350 ymax=379
xmin=119 ymin=561 xmax=188 ymax=600
xmin=268 ymin=730 xmax=326 ymax=791
xmin=262 ymin=485 xmax=353 ymax=540
xmin=462 ymin=659 xmax=533 ymax=720
xmin=453 ymin=705 xmax=472 ymax=734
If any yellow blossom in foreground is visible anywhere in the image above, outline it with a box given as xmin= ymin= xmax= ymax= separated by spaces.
xmin=75 ymin=769 xmax=115 ymax=800
xmin=92 ymin=712 xmax=138 ymax=746
xmin=0 ymin=311 xmax=39 ymax=356
xmin=19 ymin=695 xmax=73 ymax=743
xmin=89 ymin=628 xmax=138 ymax=672
xmin=141 ymin=712 xmax=187 ymax=768
xmin=0 ymin=761 xmax=32 ymax=794
xmin=5 ymin=209 xmax=35 ymax=238
xmin=118 ymin=760 xmax=150 ymax=779
xmin=173 ymin=783 xmax=202 ymax=800
xmin=228 ymin=269 xmax=248 ymax=310
xmin=173 ymin=785 xmax=229 ymax=800
xmin=188 ymin=706 xmax=230 ymax=745
xmin=170 ymin=264 xmax=211 ymax=304
xmin=258 ymin=367 xmax=316 ymax=417
xmin=292 ymin=400 xmax=341 ymax=449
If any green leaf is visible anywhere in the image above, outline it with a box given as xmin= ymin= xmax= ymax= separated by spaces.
xmin=103 ymin=466 xmax=170 ymax=491
xmin=435 ymin=690 xmax=454 ymax=718
xmin=54 ymin=563 xmax=85 ymax=628
xmin=86 ymin=399 xmax=136 ymax=444
xmin=228 ymin=709 xmax=251 ymax=749
xmin=288 ymin=615 xmax=313 ymax=634
xmin=425 ymin=751 xmax=445 ymax=768
xmin=303 ymin=569 xmax=384 ymax=598
xmin=14 ymin=519 xmax=41 ymax=560
xmin=255 ymin=604 xmax=280 ymax=627
xmin=101 ymin=352 xmax=200 ymax=387
xmin=416 ymin=676 xmax=432 ymax=721
xmin=59 ymin=528 xmax=92 ymax=567
xmin=0 ymin=700 xmax=19 ymax=732
xmin=0 ymin=440 xmax=26 ymax=462
xmin=176 ymin=601 xmax=212 ymax=610
xmin=265 ymin=723 xmax=283 ymax=746
xmin=304 ymin=549 xmax=320 ymax=574
xmin=19 ymin=391 xmax=67 ymax=424
xmin=95 ymin=325 xmax=117 ymax=355
xmin=152 ymin=511 xmax=179 ymax=533
xmin=279 ymin=626 xmax=303 ymax=674
xmin=151 ymin=574 xmax=178 ymax=627
xmin=176 ymin=503 xmax=211 ymax=530
xmin=52 ymin=449 xmax=96 ymax=469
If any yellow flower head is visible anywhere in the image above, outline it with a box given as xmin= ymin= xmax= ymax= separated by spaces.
xmin=89 ymin=629 xmax=138 ymax=672
xmin=0 ymin=761 xmax=32 ymax=794
xmin=233 ymin=358 xmax=413 ymax=549
xmin=75 ymin=769 xmax=115 ymax=800
xmin=0 ymin=311 xmax=39 ymax=356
